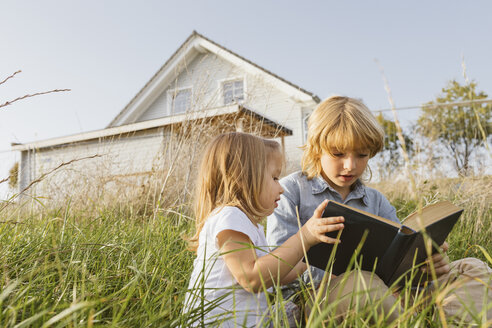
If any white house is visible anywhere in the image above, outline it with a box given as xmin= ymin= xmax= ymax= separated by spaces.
xmin=12 ymin=31 xmax=320 ymax=201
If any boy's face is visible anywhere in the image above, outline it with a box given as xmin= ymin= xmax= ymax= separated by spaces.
xmin=320 ymin=149 xmax=369 ymax=198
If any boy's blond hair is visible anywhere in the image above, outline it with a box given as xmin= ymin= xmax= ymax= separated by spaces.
xmin=301 ymin=96 xmax=384 ymax=179
xmin=188 ymin=132 xmax=281 ymax=252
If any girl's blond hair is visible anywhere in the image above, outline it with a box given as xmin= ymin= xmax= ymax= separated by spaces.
xmin=188 ymin=132 xmax=281 ymax=252
xmin=301 ymin=96 xmax=384 ymax=179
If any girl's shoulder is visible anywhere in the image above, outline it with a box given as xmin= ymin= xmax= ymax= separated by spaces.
xmin=206 ymin=206 xmax=259 ymax=237
xmin=209 ymin=206 xmax=249 ymax=221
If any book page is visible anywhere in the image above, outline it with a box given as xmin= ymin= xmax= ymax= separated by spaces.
xmin=404 ymin=201 xmax=462 ymax=231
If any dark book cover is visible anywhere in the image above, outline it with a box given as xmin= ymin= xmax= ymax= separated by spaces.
xmin=305 ymin=201 xmax=463 ymax=286
xmin=386 ymin=210 xmax=463 ymax=286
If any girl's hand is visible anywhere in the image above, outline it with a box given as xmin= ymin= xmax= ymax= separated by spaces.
xmin=300 ymin=200 xmax=344 ymax=248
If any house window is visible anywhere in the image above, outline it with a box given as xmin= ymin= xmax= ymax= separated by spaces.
xmin=223 ymin=80 xmax=244 ymax=105
xmin=169 ymin=88 xmax=192 ymax=114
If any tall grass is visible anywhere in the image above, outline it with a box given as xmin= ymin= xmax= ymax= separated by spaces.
xmin=0 ymin=204 xmax=195 ymax=327
xmin=0 ymin=175 xmax=490 ymax=327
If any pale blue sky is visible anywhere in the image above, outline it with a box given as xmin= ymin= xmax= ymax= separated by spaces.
xmin=1 ymin=0 xmax=491 ymax=196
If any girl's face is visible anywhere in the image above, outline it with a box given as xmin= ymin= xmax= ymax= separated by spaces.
xmin=320 ymin=149 xmax=369 ymax=199
xmin=259 ymin=150 xmax=284 ymax=216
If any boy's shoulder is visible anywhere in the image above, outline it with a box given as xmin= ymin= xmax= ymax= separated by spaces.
xmin=280 ymin=170 xmax=308 ymax=186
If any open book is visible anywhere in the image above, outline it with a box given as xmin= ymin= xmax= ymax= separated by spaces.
xmin=305 ymin=200 xmax=463 ymax=286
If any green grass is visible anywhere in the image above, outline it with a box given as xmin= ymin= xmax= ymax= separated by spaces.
xmin=0 ymin=177 xmax=491 ymax=327
xmin=0 ymin=205 xmax=195 ymax=327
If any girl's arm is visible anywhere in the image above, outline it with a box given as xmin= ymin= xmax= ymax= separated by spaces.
xmin=279 ymin=261 xmax=307 ymax=285
xmin=217 ymin=200 xmax=344 ymax=293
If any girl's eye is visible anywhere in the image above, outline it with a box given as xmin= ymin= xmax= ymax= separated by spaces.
xmin=333 ymin=153 xmax=344 ymax=157
xmin=273 ymin=177 xmax=279 ymax=181
xmin=358 ymin=153 xmax=369 ymax=158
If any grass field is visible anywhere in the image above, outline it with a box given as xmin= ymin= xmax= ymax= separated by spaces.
xmin=0 ymin=176 xmax=491 ymax=327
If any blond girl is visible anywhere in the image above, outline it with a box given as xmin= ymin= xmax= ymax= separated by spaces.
xmin=183 ymin=132 xmax=344 ymax=327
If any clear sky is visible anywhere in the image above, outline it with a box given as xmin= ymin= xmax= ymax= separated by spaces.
xmin=1 ymin=0 xmax=491 ymax=197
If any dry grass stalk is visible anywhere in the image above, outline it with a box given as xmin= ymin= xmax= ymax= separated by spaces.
xmin=461 ymin=56 xmax=491 ymax=154
xmin=0 ymin=70 xmax=71 ymax=110
xmin=1 ymin=154 xmax=101 ymax=213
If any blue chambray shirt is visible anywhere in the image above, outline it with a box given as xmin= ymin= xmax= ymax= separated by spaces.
xmin=266 ymin=171 xmax=401 ymax=287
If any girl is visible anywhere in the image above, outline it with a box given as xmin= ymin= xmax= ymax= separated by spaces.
xmin=267 ymin=95 xmax=492 ymax=324
xmin=183 ymin=132 xmax=344 ymax=327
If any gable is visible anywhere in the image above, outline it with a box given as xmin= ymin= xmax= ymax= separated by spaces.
xmin=137 ymin=52 xmax=240 ymax=122
xmin=108 ymin=31 xmax=319 ymax=127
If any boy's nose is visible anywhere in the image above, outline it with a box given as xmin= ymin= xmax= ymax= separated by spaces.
xmin=343 ymin=156 xmax=356 ymax=170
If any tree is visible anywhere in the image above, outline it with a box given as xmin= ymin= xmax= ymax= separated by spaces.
xmin=8 ymin=162 xmax=19 ymax=190
xmin=417 ymin=80 xmax=491 ymax=175
xmin=374 ymin=113 xmax=414 ymax=179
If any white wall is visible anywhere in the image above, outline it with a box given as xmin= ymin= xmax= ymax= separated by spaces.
xmin=19 ymin=128 xmax=166 ymax=199
xmin=16 ymin=49 xmax=318 ymax=201
xmin=137 ymin=51 xmax=316 ymax=173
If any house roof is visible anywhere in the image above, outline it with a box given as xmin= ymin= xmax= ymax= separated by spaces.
xmin=108 ymin=30 xmax=320 ymax=127
xmin=11 ymin=105 xmax=292 ymax=151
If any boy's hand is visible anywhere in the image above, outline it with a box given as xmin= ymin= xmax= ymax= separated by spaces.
xmin=300 ymin=200 xmax=344 ymax=248
xmin=421 ymin=241 xmax=450 ymax=278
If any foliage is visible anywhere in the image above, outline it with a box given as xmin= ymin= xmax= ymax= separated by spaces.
xmin=8 ymin=162 xmax=18 ymax=190
xmin=417 ymin=80 xmax=492 ymax=175
xmin=374 ymin=113 xmax=413 ymax=179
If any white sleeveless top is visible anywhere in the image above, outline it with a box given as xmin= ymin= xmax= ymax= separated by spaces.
xmin=183 ymin=206 xmax=271 ymax=327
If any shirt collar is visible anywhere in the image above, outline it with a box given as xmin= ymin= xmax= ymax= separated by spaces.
xmin=310 ymin=175 xmax=368 ymax=206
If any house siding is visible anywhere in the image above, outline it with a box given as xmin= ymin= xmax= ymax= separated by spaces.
xmin=16 ymin=34 xmax=319 ymax=200
xmin=137 ymin=52 xmax=313 ymax=172
xmin=20 ymin=129 xmax=166 ymax=198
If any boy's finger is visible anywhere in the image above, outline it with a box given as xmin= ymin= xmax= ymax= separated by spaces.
xmin=434 ymin=264 xmax=450 ymax=276
xmin=319 ymin=223 xmax=344 ymax=233
xmin=313 ymin=200 xmax=329 ymax=218
xmin=431 ymin=253 xmax=444 ymax=263
xmin=320 ymin=216 xmax=344 ymax=225
xmin=319 ymin=235 xmax=341 ymax=244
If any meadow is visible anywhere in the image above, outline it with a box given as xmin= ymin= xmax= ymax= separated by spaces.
xmin=0 ymin=174 xmax=490 ymax=327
